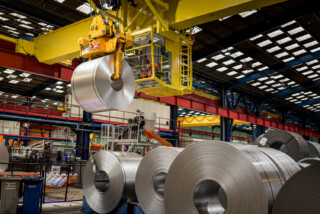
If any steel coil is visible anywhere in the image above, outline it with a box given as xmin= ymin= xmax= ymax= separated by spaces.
xmin=135 ymin=147 xmax=183 ymax=214
xmin=0 ymin=143 xmax=8 ymax=172
xmin=255 ymin=129 xmax=309 ymax=161
xmin=164 ymin=141 xmax=268 ymax=214
xmin=298 ymin=157 xmax=320 ymax=169
xmin=307 ymin=141 xmax=320 ymax=157
xmin=272 ymin=162 xmax=320 ymax=214
xmin=71 ymin=55 xmax=136 ymax=113
xmin=83 ymin=151 xmax=142 ymax=213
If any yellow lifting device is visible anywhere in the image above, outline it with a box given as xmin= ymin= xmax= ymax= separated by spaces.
xmin=178 ymin=115 xmax=250 ymax=127
xmin=2 ymin=0 xmax=287 ymax=97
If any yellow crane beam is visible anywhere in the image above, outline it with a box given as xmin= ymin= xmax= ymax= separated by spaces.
xmin=1 ymin=0 xmax=286 ymax=65
xmin=178 ymin=115 xmax=249 ymax=127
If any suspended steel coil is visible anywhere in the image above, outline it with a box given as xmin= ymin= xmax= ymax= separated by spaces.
xmin=71 ymin=55 xmax=136 ymax=113
xmin=255 ymin=130 xmax=309 ymax=161
xmin=135 ymin=147 xmax=183 ymax=214
xmin=83 ymin=151 xmax=142 ymax=213
xmin=0 ymin=143 xmax=8 ymax=172
xmin=272 ymin=162 xmax=320 ymax=214
xmin=307 ymin=141 xmax=320 ymax=157
xmin=164 ymin=141 xmax=268 ymax=214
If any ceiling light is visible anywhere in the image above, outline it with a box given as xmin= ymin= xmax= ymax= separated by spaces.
xmin=206 ymin=62 xmax=218 ymax=68
xmin=233 ymin=65 xmax=242 ymax=70
xmin=251 ymin=82 xmax=261 ymax=86
xmin=45 ymin=88 xmax=51 ymax=91
xmin=76 ymin=3 xmax=94 ymax=15
xmin=296 ymin=34 xmax=312 ymax=42
xmin=10 ymin=13 xmax=26 ymax=19
xmin=56 ymin=85 xmax=63 ymax=89
xmin=197 ymin=58 xmax=207 ymax=63
xmin=302 ymin=71 xmax=313 ymax=75
xmin=230 ymin=51 xmax=243 ymax=58
xmin=306 ymin=60 xmax=318 ymax=65
xmin=223 ymin=59 xmax=235 ymax=65
xmin=56 ymin=90 xmax=64 ymax=93
xmin=304 ymin=41 xmax=318 ymax=48
xmin=281 ymin=20 xmax=296 ymax=28
xmin=22 ymin=78 xmax=32 ymax=82
xmin=26 ymin=33 xmax=34 ymax=37
xmin=293 ymin=49 xmax=307 ymax=56
xmin=285 ymin=43 xmax=299 ymax=50
xmin=19 ymin=24 xmax=33 ymax=29
xmin=19 ymin=73 xmax=31 ymax=77
xmin=275 ymin=52 xmax=289 ymax=58
xmin=0 ymin=77 xmax=3 ymax=81
xmin=227 ymin=71 xmax=238 ymax=76
xmin=267 ymin=30 xmax=283 ymax=38
xmin=288 ymin=27 xmax=304 ymax=35
xmin=283 ymin=57 xmax=295 ymax=62
xmin=267 ymin=46 xmax=281 ymax=53
xmin=235 ymin=75 xmax=245 ymax=79
xmin=212 ymin=54 xmax=225 ymax=61
xmin=6 ymin=75 xmax=17 ymax=79
xmin=9 ymin=80 xmax=19 ymax=84
xmin=56 ymin=81 xmax=63 ymax=85
xmin=55 ymin=0 xmax=66 ymax=3
xmin=310 ymin=47 xmax=320 ymax=53
xmin=242 ymin=70 xmax=253 ymax=74
xmin=240 ymin=57 xmax=253 ymax=63
xmin=277 ymin=37 xmax=292 ymax=44
xmin=258 ymin=66 xmax=268 ymax=71
xmin=67 ymin=84 xmax=71 ymax=87
xmin=0 ymin=17 xmax=9 ymax=21
xmin=239 ymin=9 xmax=257 ymax=18
xmin=2 ymin=25 xmax=16 ymax=30
xmin=257 ymin=40 xmax=272 ymax=47
xmin=217 ymin=67 xmax=228 ymax=72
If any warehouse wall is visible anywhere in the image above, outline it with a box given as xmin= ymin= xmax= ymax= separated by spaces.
xmin=66 ymin=94 xmax=171 ymax=130
xmin=0 ymin=120 xmax=20 ymax=135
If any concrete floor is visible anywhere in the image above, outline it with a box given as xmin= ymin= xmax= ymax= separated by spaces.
xmin=42 ymin=186 xmax=84 ymax=214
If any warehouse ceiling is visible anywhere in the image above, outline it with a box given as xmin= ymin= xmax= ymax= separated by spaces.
xmin=0 ymin=0 xmax=319 ymax=122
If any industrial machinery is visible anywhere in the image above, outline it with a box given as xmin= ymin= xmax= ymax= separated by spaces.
xmin=97 ymin=112 xmax=171 ymax=154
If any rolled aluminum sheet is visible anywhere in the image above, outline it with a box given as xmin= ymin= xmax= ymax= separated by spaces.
xmin=272 ymin=162 xmax=320 ymax=214
xmin=135 ymin=147 xmax=183 ymax=214
xmin=307 ymin=141 xmax=320 ymax=157
xmin=0 ymin=143 xmax=8 ymax=172
xmin=164 ymin=141 xmax=268 ymax=214
xmin=83 ymin=151 xmax=142 ymax=213
xmin=255 ymin=129 xmax=309 ymax=161
xmin=71 ymin=55 xmax=136 ymax=113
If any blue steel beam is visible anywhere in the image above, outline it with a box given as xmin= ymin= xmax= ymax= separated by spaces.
xmin=295 ymin=98 xmax=320 ymax=108
xmin=236 ymin=50 xmax=320 ymax=85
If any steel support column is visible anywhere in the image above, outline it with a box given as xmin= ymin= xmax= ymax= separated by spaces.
xmin=170 ymin=105 xmax=179 ymax=147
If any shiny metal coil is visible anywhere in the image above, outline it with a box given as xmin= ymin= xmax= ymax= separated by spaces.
xmin=255 ymin=130 xmax=309 ymax=161
xmin=307 ymin=141 xmax=320 ymax=157
xmin=272 ymin=162 xmax=320 ymax=214
xmin=0 ymin=143 xmax=8 ymax=172
xmin=135 ymin=147 xmax=183 ymax=214
xmin=83 ymin=151 xmax=142 ymax=213
xmin=164 ymin=141 xmax=268 ymax=214
xmin=71 ymin=55 xmax=136 ymax=113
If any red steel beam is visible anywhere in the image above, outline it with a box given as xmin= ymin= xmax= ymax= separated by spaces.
xmin=181 ymin=129 xmax=253 ymax=142
xmin=0 ymin=45 xmax=77 ymax=82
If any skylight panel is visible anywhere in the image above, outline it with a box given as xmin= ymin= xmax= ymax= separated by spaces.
xmin=296 ymin=66 xmax=308 ymax=72
xmin=212 ymin=54 xmax=225 ymax=61
xmin=303 ymin=41 xmax=318 ymax=48
xmin=251 ymin=82 xmax=261 ymax=86
xmin=9 ymin=80 xmax=19 ymax=84
xmin=275 ymin=52 xmax=289 ymax=58
xmin=191 ymin=26 xmax=202 ymax=34
xmin=235 ymin=75 xmax=245 ymax=79
xmin=230 ymin=51 xmax=243 ymax=58
xmin=0 ymin=77 xmax=3 ymax=81
xmin=18 ymin=20 xmax=31 ymax=25
xmin=285 ymin=43 xmax=299 ymax=50
xmin=45 ymin=88 xmax=51 ymax=91
xmin=251 ymin=62 xmax=262 ymax=67
xmin=233 ymin=65 xmax=242 ymax=70
xmin=308 ymin=74 xmax=319 ymax=79
xmin=293 ymin=49 xmax=307 ymax=56
xmin=277 ymin=37 xmax=292 ymax=44
xmin=258 ymin=77 xmax=268 ymax=81
xmin=223 ymin=59 xmax=235 ymax=65
xmin=10 ymin=13 xmax=26 ymax=19
xmin=56 ymin=90 xmax=64 ymax=93
xmin=242 ymin=70 xmax=253 ymax=74
xmin=240 ymin=57 xmax=253 ymax=63
xmin=19 ymin=24 xmax=33 ymax=29
xmin=25 ymin=33 xmax=34 ymax=37
xmin=38 ymin=22 xmax=47 ymax=26
xmin=56 ymin=81 xmax=63 ymax=85
xmin=206 ymin=62 xmax=217 ymax=68
xmin=272 ymin=75 xmax=284 ymax=79
xmin=76 ymin=3 xmax=94 ymax=14
xmin=257 ymin=40 xmax=272 ymax=47
xmin=265 ymin=80 xmax=275 ymax=85
xmin=227 ymin=71 xmax=238 ymax=76
xmin=197 ymin=58 xmax=207 ymax=63
xmin=3 ymin=25 xmax=16 ymax=30
xmin=22 ymin=78 xmax=32 ymax=82
xmin=288 ymin=27 xmax=304 ymax=35
xmin=7 ymin=75 xmax=17 ymax=79
xmin=310 ymin=47 xmax=320 ymax=53
xmin=19 ymin=73 xmax=31 ymax=77
xmin=56 ymin=85 xmax=63 ymax=89
xmin=302 ymin=71 xmax=313 ymax=75
xmin=217 ymin=67 xmax=228 ymax=72
xmin=219 ymin=16 xmax=232 ymax=21
xmin=3 ymin=69 xmax=15 ymax=74
xmin=239 ymin=10 xmax=257 ymax=18
xmin=306 ymin=60 xmax=318 ymax=65
xmin=267 ymin=46 xmax=281 ymax=53
xmin=296 ymin=34 xmax=312 ymax=42
xmin=0 ymin=17 xmax=8 ymax=21
xmin=259 ymin=85 xmax=268 ymax=89
xmin=250 ymin=34 xmax=263 ymax=41
xmin=267 ymin=30 xmax=283 ymax=38
xmin=265 ymin=88 xmax=274 ymax=92
xmin=312 ymin=65 xmax=320 ymax=69
xmin=8 ymin=30 xmax=19 ymax=35
xmin=258 ymin=66 xmax=268 ymax=71
xmin=281 ymin=20 xmax=296 ymax=28
xmin=282 ymin=57 xmax=295 ymax=62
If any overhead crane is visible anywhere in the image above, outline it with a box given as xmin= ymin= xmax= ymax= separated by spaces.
xmin=0 ymin=0 xmax=287 ymax=109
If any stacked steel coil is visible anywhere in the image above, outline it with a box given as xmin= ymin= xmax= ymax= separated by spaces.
xmin=307 ymin=141 xmax=320 ymax=157
xmin=272 ymin=162 xmax=320 ymax=214
xmin=71 ymin=55 xmax=136 ymax=112
xmin=0 ymin=143 xmax=9 ymax=172
xmin=163 ymin=141 xmax=300 ymax=214
xmin=135 ymin=147 xmax=183 ymax=214
xmin=83 ymin=151 xmax=142 ymax=213
xmin=255 ymin=129 xmax=309 ymax=161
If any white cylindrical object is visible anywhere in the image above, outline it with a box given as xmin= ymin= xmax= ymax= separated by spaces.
xmin=71 ymin=55 xmax=136 ymax=113
xmin=83 ymin=151 xmax=142 ymax=213
xmin=136 ymin=147 xmax=183 ymax=214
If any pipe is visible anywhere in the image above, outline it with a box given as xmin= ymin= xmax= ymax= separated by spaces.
xmin=144 ymin=130 xmax=172 ymax=147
